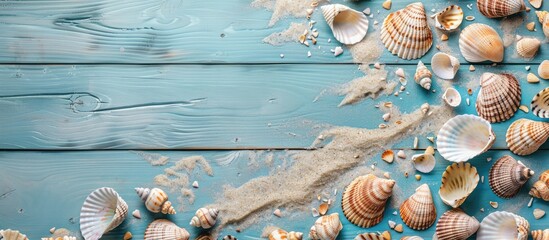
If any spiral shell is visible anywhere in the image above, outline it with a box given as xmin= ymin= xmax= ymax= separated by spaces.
xmin=431 ymin=52 xmax=460 ymax=80
xmin=135 ymin=187 xmax=176 ymax=214
xmin=506 ymin=118 xmax=549 ymax=155
xmin=342 ymin=174 xmax=396 ymax=228
xmin=531 ymin=87 xmax=549 ymax=118
xmin=144 ymin=219 xmax=190 ymax=240
xmin=353 ymin=231 xmax=391 ymax=240
xmin=414 ymin=61 xmax=432 ymax=90
xmin=530 ymin=169 xmax=549 ymax=201
xmin=190 ymin=208 xmax=219 ymax=229
xmin=80 ymin=187 xmax=128 ymax=240
xmin=475 ymin=72 xmax=521 ymax=123
xmin=532 ymin=229 xmax=549 ymax=240
xmin=435 ymin=209 xmax=480 ymax=240
xmin=442 ymin=87 xmax=462 ymax=107
xmin=309 ymin=213 xmax=343 ymax=240
xmin=435 ymin=5 xmax=464 ymax=31
xmin=459 ymin=23 xmax=504 ymax=62
xmin=516 ymin=37 xmax=541 ymax=58
xmin=400 ymin=184 xmax=436 ymax=230
xmin=477 ymin=0 xmax=526 ymax=18
xmin=489 ymin=155 xmax=534 ymax=198
xmin=477 ymin=211 xmax=529 ymax=240
xmin=439 ymin=162 xmax=479 ymax=208
xmin=0 ymin=230 xmax=28 ymax=240
xmin=437 ymin=115 xmax=495 ymax=162
xmin=321 ymin=4 xmax=369 ymax=45
xmin=269 ymin=229 xmax=302 ymax=240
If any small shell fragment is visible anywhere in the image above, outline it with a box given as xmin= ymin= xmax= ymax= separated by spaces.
xmin=489 ymin=201 xmax=498 ymax=208
xmin=397 ymin=150 xmax=406 ymax=159
xmin=396 ymin=68 xmax=406 ymax=78
xmin=124 ymin=232 xmax=133 ymax=240
xmin=333 ymin=47 xmax=343 ymax=57
xmin=469 ymin=65 xmax=476 ymax=71
xmin=528 ymin=73 xmax=541 ymax=83
xmin=382 ymin=0 xmax=392 ymax=10
xmin=132 ymin=209 xmax=141 ymax=219
xmin=466 ymin=16 xmax=475 ymax=21
xmin=527 ymin=22 xmax=536 ymax=31
xmin=388 ymin=220 xmax=396 ymax=229
xmin=274 ymin=209 xmax=282 ymax=217
xmin=319 ymin=203 xmax=329 ymax=216
xmin=441 ymin=34 xmax=448 ymax=41
xmin=394 ymin=224 xmax=403 ymax=233
xmin=192 ymin=181 xmax=199 ymax=188
xmin=533 ymin=208 xmax=545 ymax=219
xmin=519 ymin=105 xmax=529 ymax=113
xmin=382 ymin=150 xmax=394 ymax=163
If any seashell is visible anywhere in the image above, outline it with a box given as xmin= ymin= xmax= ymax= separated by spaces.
xmin=442 ymin=87 xmax=461 ymax=107
xmin=354 ymin=231 xmax=391 ymax=240
xmin=532 ymin=87 xmax=549 ymax=118
xmin=223 ymin=236 xmax=237 ymax=240
xmin=536 ymin=11 xmax=549 ymax=38
xmin=321 ymin=4 xmax=369 ymax=45
xmin=529 ymin=0 xmax=543 ymax=8
xmin=41 ymin=237 xmax=76 ymax=240
xmin=431 ymin=52 xmax=460 ymax=80
xmin=309 ymin=213 xmax=343 ymax=240
xmin=288 ymin=231 xmax=303 ymax=240
xmin=411 ymin=152 xmax=435 ymax=173
xmin=435 ymin=5 xmax=464 ymax=31
xmin=401 ymin=237 xmax=423 ymax=240
xmin=516 ymin=37 xmax=541 ymax=58
xmin=0 ymin=230 xmax=28 ymax=240
xmin=414 ymin=61 xmax=432 ymax=90
xmin=135 ymin=187 xmax=176 ymax=214
xmin=539 ymin=60 xmax=549 ymax=79
xmin=488 ymin=155 xmax=534 ymax=198
xmin=190 ymin=208 xmax=218 ymax=229
xmin=532 ymin=229 xmax=549 ymax=240
xmin=506 ymin=118 xmax=549 ymax=155
xmin=380 ymin=2 xmax=433 ymax=60
xmin=439 ymin=162 xmax=480 ymax=208
xmin=269 ymin=229 xmax=288 ymax=240
xmin=194 ymin=235 xmax=213 ymax=240
xmin=435 ymin=209 xmax=480 ymax=240
xmin=475 ymin=72 xmax=521 ymax=123
xmin=476 ymin=211 xmax=529 ymax=240
xmin=459 ymin=23 xmax=504 ymax=62
xmin=477 ymin=0 xmax=526 ymax=18
xmin=437 ymin=114 xmax=495 ymax=162
xmin=530 ymin=169 xmax=549 ymax=201
xmin=342 ymin=174 xmax=396 ymax=228
xmin=400 ymin=184 xmax=436 ymax=230
xmin=80 ymin=187 xmax=128 ymax=240
xmin=145 ymin=219 xmax=190 ymax=240
xmin=421 ymin=103 xmax=430 ymax=114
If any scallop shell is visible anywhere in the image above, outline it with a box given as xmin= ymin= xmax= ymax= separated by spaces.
xmin=532 ymin=229 xmax=549 ymax=240
xmin=190 ymin=208 xmax=218 ymax=229
xmin=80 ymin=187 xmax=128 ymax=240
xmin=439 ymin=162 xmax=479 ymax=208
xmin=477 ymin=0 xmax=526 ymax=18
xmin=532 ymin=87 xmax=549 ymax=118
xmin=506 ymin=118 xmax=549 ymax=155
xmin=459 ymin=23 xmax=504 ymax=62
xmin=414 ymin=61 xmax=432 ymax=90
xmin=489 ymin=155 xmax=534 ymax=198
xmin=435 ymin=209 xmax=480 ymax=240
xmin=530 ymin=169 xmax=549 ymax=201
xmin=380 ymin=2 xmax=433 ymax=60
xmin=442 ymin=87 xmax=462 ymax=107
xmin=437 ymin=115 xmax=495 ymax=162
xmin=516 ymin=37 xmax=541 ymax=58
xmin=354 ymin=231 xmax=390 ymax=240
xmin=400 ymin=184 xmax=436 ymax=230
xmin=411 ymin=153 xmax=435 ymax=173
xmin=309 ymin=213 xmax=343 ymax=240
xmin=321 ymin=4 xmax=369 ymax=45
xmin=539 ymin=60 xmax=549 ymax=79
xmin=476 ymin=211 xmax=529 ymax=240
xmin=144 ymin=219 xmax=190 ymax=240
xmin=475 ymin=72 xmax=521 ymax=123
xmin=435 ymin=5 xmax=464 ymax=31
xmin=431 ymin=52 xmax=460 ymax=80
xmin=135 ymin=187 xmax=176 ymax=214
xmin=0 ymin=230 xmax=28 ymax=240
xmin=342 ymin=174 xmax=396 ymax=228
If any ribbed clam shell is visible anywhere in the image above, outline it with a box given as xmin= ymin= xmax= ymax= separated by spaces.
xmin=353 ymin=231 xmax=390 ymax=240
xmin=532 ymin=229 xmax=549 ymax=240
xmin=431 ymin=52 xmax=460 ymax=80
xmin=439 ymin=162 xmax=479 ymax=208
xmin=414 ymin=61 xmax=432 ymax=90
xmin=435 ymin=5 xmax=464 ymax=31
xmin=190 ymin=208 xmax=218 ymax=229
xmin=411 ymin=153 xmax=436 ymax=173
xmin=531 ymin=87 xmax=549 ymax=118
xmin=135 ymin=187 xmax=176 ymax=214
xmin=459 ymin=23 xmax=504 ymax=62
xmin=530 ymin=169 xmax=549 ymax=201
xmin=437 ymin=115 xmax=495 ymax=162
xmin=475 ymin=72 xmax=521 ymax=123
xmin=144 ymin=219 xmax=190 ymax=240
xmin=380 ymin=2 xmax=433 ymax=60
xmin=477 ymin=0 xmax=526 ymax=18
xmin=506 ymin=118 xmax=549 ymax=155
xmin=269 ymin=229 xmax=288 ymax=240
xmin=476 ymin=211 xmax=529 ymax=240
xmin=435 ymin=209 xmax=480 ymax=240
xmin=516 ymin=37 xmax=541 ymax=58
xmin=80 ymin=187 xmax=128 ymax=240
xmin=0 ymin=229 xmax=28 ymax=240
xmin=489 ymin=155 xmax=534 ymax=198
xmin=309 ymin=213 xmax=343 ymax=240
xmin=400 ymin=184 xmax=436 ymax=230
xmin=442 ymin=87 xmax=461 ymax=107
xmin=342 ymin=174 xmax=396 ymax=228
xmin=321 ymin=4 xmax=369 ymax=45
xmin=540 ymin=60 xmax=549 ymax=79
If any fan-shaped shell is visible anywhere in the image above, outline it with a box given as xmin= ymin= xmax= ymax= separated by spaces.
xmin=0 ymin=230 xmax=28 ymax=240
xmin=435 ymin=5 xmax=464 ymax=31
xmin=342 ymin=174 xmax=395 ymax=228
xmin=411 ymin=153 xmax=436 ymax=173
xmin=516 ymin=37 xmax=541 ymax=58
xmin=435 ymin=209 xmax=480 ymax=240
xmin=530 ymin=169 xmax=549 ymax=201
xmin=354 ymin=231 xmax=391 ymax=240
xmin=437 ymin=115 xmax=495 ymax=162
xmin=80 ymin=187 xmax=128 ymax=240
xmin=477 ymin=0 xmax=526 ymax=18
xmin=506 ymin=118 xmax=549 ymax=155
xmin=415 ymin=61 xmax=432 ymax=90
xmin=439 ymin=162 xmax=479 ymax=208
xmin=190 ymin=208 xmax=218 ymax=229
xmin=459 ymin=23 xmax=504 ymax=62
xmin=532 ymin=229 xmax=549 ymax=240
xmin=442 ymin=87 xmax=461 ymax=107
xmin=321 ymin=4 xmax=369 ymax=45
xmin=380 ymin=2 xmax=433 ymax=60
xmin=309 ymin=213 xmax=342 ymax=240
xmin=531 ymin=87 xmax=549 ymax=118
xmin=145 ymin=219 xmax=190 ymax=240
xmin=489 ymin=155 xmax=534 ymax=198
xmin=431 ymin=52 xmax=460 ymax=80
xmin=400 ymin=184 xmax=436 ymax=230
xmin=475 ymin=72 xmax=521 ymax=123
xmin=135 ymin=187 xmax=176 ymax=214
xmin=476 ymin=211 xmax=529 ymax=240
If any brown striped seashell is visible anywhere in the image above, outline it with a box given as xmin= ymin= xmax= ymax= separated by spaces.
xmin=144 ymin=219 xmax=190 ymax=240
xmin=439 ymin=162 xmax=479 ymax=208
xmin=532 ymin=229 xmax=549 ymax=240
xmin=489 ymin=155 xmax=534 ymax=198
xmin=321 ymin=4 xmax=369 ymax=45
xmin=354 ymin=231 xmax=391 ymax=240
xmin=531 ymin=88 xmax=549 ymax=118
xmin=476 ymin=211 xmax=530 ymax=240
xmin=288 ymin=231 xmax=303 ymax=240
xmin=135 ymin=187 xmax=176 ymax=214
xmin=506 ymin=118 xmax=549 ymax=155
xmin=269 ymin=229 xmax=303 ymax=240
xmin=475 ymin=72 xmax=521 ymax=123
xmin=400 ymin=184 xmax=436 ymax=230
xmin=530 ymin=169 xmax=549 ymax=201
xmin=342 ymin=174 xmax=396 ymax=228
xmin=0 ymin=230 xmax=28 ymax=240
xmin=414 ymin=61 xmax=432 ymax=90
xmin=380 ymin=2 xmax=433 ymax=60
xmin=516 ymin=37 xmax=541 ymax=58
xmin=435 ymin=209 xmax=480 ymax=240
xmin=435 ymin=5 xmax=464 ymax=31
xmin=309 ymin=213 xmax=343 ymax=240
xmin=459 ymin=23 xmax=504 ymax=62
xmin=477 ymin=0 xmax=526 ymax=18
xmin=190 ymin=208 xmax=218 ymax=229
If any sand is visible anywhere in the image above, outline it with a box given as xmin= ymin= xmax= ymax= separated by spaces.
xmin=263 ymin=22 xmax=308 ymax=46
xmin=500 ymin=15 xmax=525 ymax=47
xmin=252 ymin=0 xmax=327 ymax=27
xmin=348 ymin=30 xmax=385 ymax=64
xmin=337 ymin=67 xmax=397 ymax=107
xmin=131 ymin=151 xmax=169 ymax=166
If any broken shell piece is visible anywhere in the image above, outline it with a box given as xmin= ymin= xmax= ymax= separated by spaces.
xmin=528 ymin=73 xmax=541 ymax=83
xmin=441 ymin=34 xmax=449 ymax=41
xmin=539 ymin=60 xmax=549 ymax=79
xmin=517 ymin=37 xmax=541 ymax=58
xmin=400 ymin=184 xmax=436 ymax=230
xmin=396 ymin=68 xmax=406 ymax=78
xmin=437 ymin=115 xmax=495 ymax=162
xmin=382 ymin=0 xmax=392 ymax=10
xmin=435 ymin=5 xmax=464 ymax=31
xmin=333 ymin=46 xmax=344 ymax=56
xmin=439 ymin=162 xmax=480 ymax=208
xmin=123 ymin=232 xmax=132 ymax=240
xmin=529 ymin=0 xmax=543 ymax=8
xmin=190 ymin=208 xmax=219 ymax=229
xmin=145 ymin=219 xmax=190 ymax=240
xmin=135 ymin=187 xmax=176 ymax=214
xmin=490 ymin=201 xmax=499 ymax=208
xmin=132 ymin=209 xmax=141 ymax=219
xmin=431 ymin=52 xmax=460 ymax=80
xmin=411 ymin=153 xmax=436 ymax=173
xmin=309 ymin=213 xmax=343 ymax=240
xmin=382 ymin=150 xmax=394 ymax=163
xmin=442 ymin=87 xmax=462 ymax=107
xmin=80 ymin=187 xmax=128 ymax=240
xmin=459 ymin=23 xmax=504 ymax=62
xmin=321 ymin=4 xmax=369 ymax=45
xmin=319 ymin=203 xmax=329 ymax=215
xmin=397 ymin=150 xmax=406 ymax=159
xmin=394 ymin=224 xmax=404 ymax=233
xmin=527 ymin=22 xmax=536 ymax=31
xmin=477 ymin=0 xmax=526 ymax=18
xmin=475 ymin=72 xmax=521 ymax=123
xmin=489 ymin=156 xmax=534 ymax=198
xmin=421 ymin=103 xmax=430 ymax=114
xmin=532 ymin=229 xmax=549 ymax=240
xmin=506 ymin=118 xmax=549 ymax=155
xmin=0 ymin=229 xmax=28 ymax=240
xmin=534 ymin=208 xmax=545 ymax=219
xmin=414 ymin=61 xmax=432 ymax=90
xmin=530 ymin=169 xmax=549 ymax=201
xmin=477 ymin=211 xmax=529 ymax=240
xmin=435 ymin=209 xmax=480 ymax=240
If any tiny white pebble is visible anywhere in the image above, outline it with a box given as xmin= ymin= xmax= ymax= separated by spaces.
xmin=467 ymin=4 xmax=473 ymax=9
xmin=480 ymin=208 xmax=485 ymax=212
xmin=466 ymin=98 xmax=470 ymax=106
xmin=307 ymin=51 xmax=312 ymax=57
xmin=334 ymin=188 xmax=338 ymax=196
xmin=392 ymin=211 xmax=398 ymax=215
xmin=280 ymin=54 xmax=284 ymax=58
xmin=132 ymin=209 xmax=141 ymax=219
xmin=192 ymin=181 xmax=199 ymax=188
xmin=431 ymin=8 xmax=436 ymax=12
xmin=373 ymin=20 xmax=379 ymax=25
xmin=528 ymin=197 xmax=534 ymax=207
xmin=49 ymin=227 xmax=56 ymax=234
xmin=388 ymin=220 xmax=396 ymax=229
xmin=526 ymin=66 xmax=531 ymax=71
xmin=481 ymin=176 xmax=484 ymax=183
xmin=363 ymin=8 xmax=371 ymax=15
xmin=312 ymin=208 xmax=320 ymax=217
xmin=487 ymin=157 xmax=492 ymax=162
xmin=328 ymin=38 xmax=331 ymax=43
xmin=273 ymin=208 xmax=282 ymax=217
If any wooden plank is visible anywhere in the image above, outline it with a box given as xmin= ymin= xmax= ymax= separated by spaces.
xmin=0 ymin=0 xmax=546 ymax=64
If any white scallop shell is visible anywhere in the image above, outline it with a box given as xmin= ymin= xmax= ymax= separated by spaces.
xmin=442 ymin=87 xmax=461 ymax=107
xmin=145 ymin=219 xmax=190 ymax=240
xmin=80 ymin=187 xmax=128 ymax=240
xmin=190 ymin=208 xmax=219 ymax=229
xmin=415 ymin=61 xmax=432 ymax=90
xmin=516 ymin=37 xmax=541 ymax=58
xmin=506 ymin=118 xmax=549 ymax=155
xmin=435 ymin=5 xmax=464 ymax=31
xmin=411 ymin=153 xmax=436 ymax=173
xmin=431 ymin=53 xmax=460 ymax=80
xmin=477 ymin=0 xmax=526 ymax=18
xmin=459 ymin=23 xmax=504 ymax=62
xmin=439 ymin=162 xmax=480 ymax=208
xmin=321 ymin=4 xmax=369 ymax=45
xmin=437 ymin=115 xmax=496 ymax=162
xmin=0 ymin=230 xmax=28 ymax=240
xmin=476 ymin=211 xmax=529 ymax=240
xmin=309 ymin=213 xmax=343 ymax=240
xmin=531 ymin=87 xmax=549 ymax=118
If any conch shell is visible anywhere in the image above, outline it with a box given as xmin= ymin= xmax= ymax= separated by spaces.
xmin=439 ymin=162 xmax=479 ymax=208
xmin=414 ymin=61 xmax=432 ymax=90
xmin=506 ymin=119 xmax=549 ymax=155
xmin=530 ymin=169 xmax=549 ymax=201
xmin=135 ymin=187 xmax=176 ymax=214
xmin=459 ymin=23 xmax=504 ymax=62
xmin=435 ymin=209 xmax=480 ymax=240
xmin=475 ymin=72 xmax=521 ymax=123
xmin=400 ymin=184 xmax=436 ymax=230
xmin=531 ymin=87 xmax=549 ymax=118
xmin=476 ymin=211 xmax=529 ymax=240
xmin=309 ymin=213 xmax=343 ymax=240
xmin=434 ymin=5 xmax=464 ymax=31
xmin=144 ymin=219 xmax=190 ymax=240
xmin=477 ymin=0 xmax=526 ymax=18
xmin=532 ymin=229 xmax=549 ymax=240
xmin=190 ymin=208 xmax=219 ymax=229
xmin=321 ymin=4 xmax=369 ymax=45
xmin=489 ymin=155 xmax=534 ymax=198
xmin=0 ymin=230 xmax=28 ymax=240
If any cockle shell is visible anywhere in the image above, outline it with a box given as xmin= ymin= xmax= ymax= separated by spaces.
xmin=400 ymin=184 xmax=436 ymax=230
xmin=190 ymin=208 xmax=218 ymax=229
xmin=309 ymin=213 xmax=343 ymax=240
xmin=431 ymin=52 xmax=460 ymax=80
xmin=414 ymin=61 xmax=432 ymax=90
xmin=476 ymin=211 xmax=530 ymax=240
xmin=135 ymin=187 xmax=176 ymax=214
xmin=530 ymin=169 xmax=549 ymax=201
xmin=380 ymin=2 xmax=433 ymax=60
xmin=459 ymin=23 xmax=504 ymax=62
xmin=437 ymin=115 xmax=495 ymax=162
xmin=531 ymin=87 xmax=549 ymax=118
xmin=144 ymin=219 xmax=190 ymax=240
xmin=435 ymin=5 xmax=464 ymax=31
xmin=80 ymin=187 xmax=128 ymax=240
xmin=539 ymin=60 xmax=549 ymax=79
xmin=489 ymin=155 xmax=534 ymax=198
xmin=435 ymin=209 xmax=480 ymax=240
xmin=342 ymin=174 xmax=395 ymax=228
xmin=477 ymin=0 xmax=526 ymax=18
xmin=0 ymin=230 xmax=28 ymax=240
xmin=532 ymin=229 xmax=549 ymax=240
xmin=439 ymin=162 xmax=479 ymax=208
xmin=475 ymin=72 xmax=521 ymax=123
xmin=506 ymin=118 xmax=549 ymax=155
xmin=411 ymin=152 xmax=436 ymax=173
xmin=321 ymin=4 xmax=369 ymax=45
xmin=442 ymin=87 xmax=461 ymax=107
xmin=516 ymin=37 xmax=541 ymax=58
xmin=354 ymin=231 xmax=391 ymax=240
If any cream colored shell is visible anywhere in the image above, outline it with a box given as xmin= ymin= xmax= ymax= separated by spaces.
xmin=506 ymin=118 xmax=549 ymax=155
xmin=400 ymin=184 xmax=436 ymax=230
xmin=309 ymin=213 xmax=343 ymax=240
xmin=80 ymin=187 xmax=128 ymax=240
xmin=0 ymin=230 xmax=28 ymax=240
xmin=532 ymin=229 xmax=549 ymax=240
xmin=437 ymin=115 xmax=495 ymax=162
xmin=530 ymin=169 xmax=549 ymax=201
xmin=477 ymin=0 xmax=526 ymax=18
xmin=459 ymin=23 xmax=504 ymax=62
xmin=539 ymin=60 xmax=549 ymax=79
xmin=516 ymin=37 xmax=541 ymax=58
xmin=414 ymin=61 xmax=432 ymax=90
xmin=435 ymin=209 xmax=480 ymax=240
xmin=435 ymin=5 xmax=464 ymax=31
xmin=321 ymin=4 xmax=369 ymax=45
xmin=442 ymin=87 xmax=461 ymax=107
xmin=431 ymin=52 xmax=460 ymax=80
xmin=439 ymin=162 xmax=479 ymax=208
xmin=476 ymin=211 xmax=530 ymax=240
xmin=144 ymin=219 xmax=190 ymax=240
xmin=190 ymin=208 xmax=219 ymax=229
xmin=489 ymin=155 xmax=534 ymax=198
xmin=475 ymin=72 xmax=521 ymax=123
xmin=135 ymin=187 xmax=176 ymax=214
